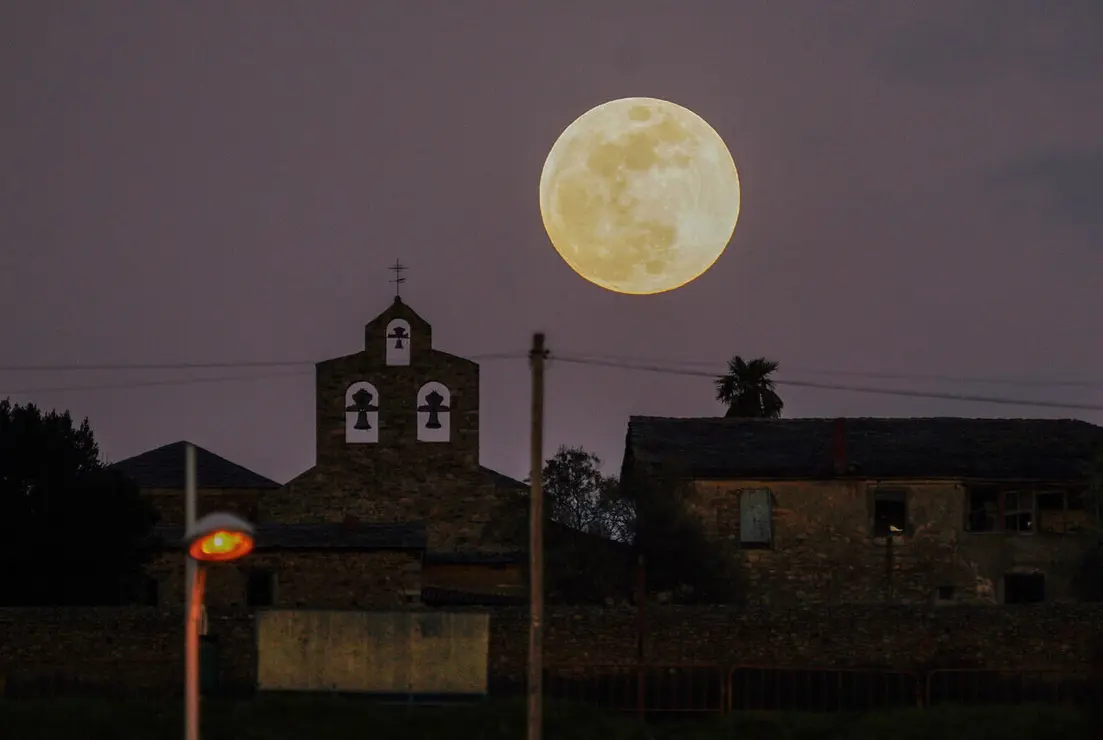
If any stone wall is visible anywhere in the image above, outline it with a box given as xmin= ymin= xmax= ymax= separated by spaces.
xmin=148 ymin=550 xmax=422 ymax=610
xmin=488 ymin=603 xmax=1103 ymax=682
xmin=310 ymin=347 xmax=480 ymax=476
xmin=0 ymin=607 xmax=252 ymax=695
xmin=0 ymin=607 xmax=184 ymax=695
xmin=143 ymin=486 xmax=267 ymax=526
xmin=688 ymin=479 xmax=1090 ymax=606
xmin=268 ymin=471 xmax=527 ymax=553
xmin=423 ymin=562 xmax=525 ymax=594
xmin=3 ymin=603 xmax=1100 ymax=696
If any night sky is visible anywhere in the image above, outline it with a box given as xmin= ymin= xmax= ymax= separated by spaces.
xmin=2 ymin=2 xmax=1101 ymax=484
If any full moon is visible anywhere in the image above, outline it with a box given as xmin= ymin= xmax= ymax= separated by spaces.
xmin=539 ymin=97 xmax=741 ymax=295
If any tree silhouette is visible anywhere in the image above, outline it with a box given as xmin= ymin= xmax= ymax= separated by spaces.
xmin=715 ymin=355 xmax=784 ymax=418
xmin=0 ymin=399 xmax=157 ymax=605
xmin=527 ymin=445 xmax=633 ymax=541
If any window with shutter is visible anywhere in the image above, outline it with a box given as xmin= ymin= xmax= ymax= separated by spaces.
xmin=739 ymin=488 xmax=772 ymax=547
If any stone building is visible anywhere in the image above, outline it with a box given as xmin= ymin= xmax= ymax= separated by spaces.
xmin=113 ymin=296 xmax=532 ymax=613
xmin=113 ymin=441 xmax=278 ymax=528
xmin=622 ymin=416 xmax=1103 ymax=606
xmin=14 ymin=329 xmax=1103 ymax=696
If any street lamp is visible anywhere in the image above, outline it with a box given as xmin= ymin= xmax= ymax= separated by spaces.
xmin=184 ymin=511 xmax=254 ymax=740
xmin=188 ymin=513 xmax=255 ymax=563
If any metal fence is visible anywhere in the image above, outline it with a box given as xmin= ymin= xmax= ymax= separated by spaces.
xmin=3 ymin=659 xmax=1099 ymax=714
xmin=542 ymin=664 xmax=1100 ymax=715
xmin=544 ymin=663 xmax=726 ymax=714
xmin=926 ymin=668 xmax=1098 ymax=707
xmin=728 ymin=666 xmax=920 ymax=712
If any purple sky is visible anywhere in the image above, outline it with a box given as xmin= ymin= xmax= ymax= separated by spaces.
xmin=3 ymin=2 xmax=1101 ymax=484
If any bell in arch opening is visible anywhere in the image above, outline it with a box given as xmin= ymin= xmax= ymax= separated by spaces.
xmin=345 ymin=381 xmax=380 ymax=444
xmin=385 ymin=319 xmax=411 ymax=366
xmin=416 ymin=382 xmax=451 ymax=443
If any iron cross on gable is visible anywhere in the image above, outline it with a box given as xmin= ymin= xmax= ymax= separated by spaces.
xmin=389 ymin=259 xmax=407 ymax=298
xmin=417 ymin=390 xmax=450 ymax=429
xmin=345 ymin=388 xmax=378 ymax=430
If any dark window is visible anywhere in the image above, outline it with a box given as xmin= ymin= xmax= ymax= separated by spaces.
xmin=1037 ymin=492 xmax=1065 ymax=511
xmin=1067 ymin=491 xmax=1086 ymax=510
xmin=872 ymin=489 xmax=907 ymax=536
xmin=246 ymin=571 xmax=276 ymax=607
xmin=1037 ymin=491 xmax=1075 ymax=534
xmin=967 ymin=487 xmax=1037 ymax=534
xmin=936 ymin=585 xmax=955 ymax=601
xmin=1004 ymin=572 xmax=1045 ymax=604
xmin=1003 ymin=491 xmax=1035 ymax=533
xmin=967 ymin=486 xmax=1000 ymax=532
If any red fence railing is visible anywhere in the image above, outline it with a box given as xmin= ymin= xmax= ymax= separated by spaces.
xmin=926 ymin=668 xmax=1097 ymax=707
xmin=4 ymin=660 xmax=1100 ymax=714
xmin=544 ymin=663 xmax=725 ymax=714
xmin=543 ymin=664 xmax=1099 ymax=714
xmin=728 ymin=666 xmax=921 ymax=712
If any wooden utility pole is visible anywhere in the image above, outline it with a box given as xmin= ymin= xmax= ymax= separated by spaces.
xmin=527 ymin=333 xmax=547 ymax=740
xmin=636 ymin=554 xmax=646 ymax=721
xmin=184 ymin=443 xmax=199 ymax=740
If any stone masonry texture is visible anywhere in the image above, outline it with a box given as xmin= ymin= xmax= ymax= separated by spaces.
xmin=144 ymin=487 xmax=266 ymax=526
xmin=148 ymin=550 xmax=421 ymax=611
xmin=1 ymin=604 xmax=1101 ymax=696
xmin=685 ymin=479 xmax=1091 ymax=606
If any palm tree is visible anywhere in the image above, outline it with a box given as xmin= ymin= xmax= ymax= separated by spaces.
xmin=714 ymin=355 xmax=784 ymax=418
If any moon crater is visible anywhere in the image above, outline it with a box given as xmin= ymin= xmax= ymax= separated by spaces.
xmin=539 ymin=97 xmax=741 ymax=295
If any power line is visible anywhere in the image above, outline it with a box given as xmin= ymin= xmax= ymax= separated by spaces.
xmin=0 ymin=352 xmax=529 ymax=395
xmin=558 ymin=352 xmax=1103 ymax=389
xmin=0 ymin=351 xmax=526 ymax=373
xmin=2 ymin=350 xmax=1102 ymax=389
xmin=0 ymin=360 xmax=310 ymax=372
xmin=549 ymin=354 xmax=1103 ymax=413
xmin=4 ymin=349 xmax=1102 ymax=413
xmin=1 ymin=370 xmax=314 ymax=396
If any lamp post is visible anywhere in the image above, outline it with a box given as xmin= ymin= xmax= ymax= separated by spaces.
xmin=184 ymin=512 xmax=255 ymax=740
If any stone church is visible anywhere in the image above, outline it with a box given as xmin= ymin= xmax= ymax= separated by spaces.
xmin=266 ymin=294 xmax=528 ymax=554
xmin=117 ymin=295 xmax=535 ymax=611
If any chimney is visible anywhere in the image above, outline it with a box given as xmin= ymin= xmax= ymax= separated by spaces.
xmin=833 ymin=418 xmax=846 ymax=475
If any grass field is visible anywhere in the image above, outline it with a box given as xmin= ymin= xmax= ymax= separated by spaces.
xmin=0 ymin=696 xmax=1095 ymax=740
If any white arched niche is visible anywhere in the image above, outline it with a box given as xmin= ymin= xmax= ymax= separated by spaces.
xmin=344 ymin=381 xmax=380 ymax=444
xmin=385 ymin=319 xmax=411 ymax=366
xmin=416 ymin=381 xmax=451 ymax=443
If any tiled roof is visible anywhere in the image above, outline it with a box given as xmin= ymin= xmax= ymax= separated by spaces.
xmin=112 ymin=441 xmax=281 ymax=490
xmin=624 ymin=416 xmax=1103 ymax=482
xmin=420 ymin=587 xmax=526 ymax=606
xmin=152 ymin=522 xmax=426 ymax=551
xmin=425 ymin=551 xmax=524 ymax=565
xmin=481 ymin=466 xmax=527 ymax=491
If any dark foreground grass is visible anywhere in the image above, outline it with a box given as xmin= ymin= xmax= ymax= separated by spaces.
xmin=0 ymin=696 xmax=1095 ymax=740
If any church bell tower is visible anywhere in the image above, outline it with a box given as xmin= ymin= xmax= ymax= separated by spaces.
xmin=314 ymin=261 xmax=480 ymax=473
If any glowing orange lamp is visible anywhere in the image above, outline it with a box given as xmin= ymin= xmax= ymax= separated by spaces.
xmin=188 ymin=527 xmax=254 ymax=562
xmin=185 ymin=512 xmax=255 ymax=563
